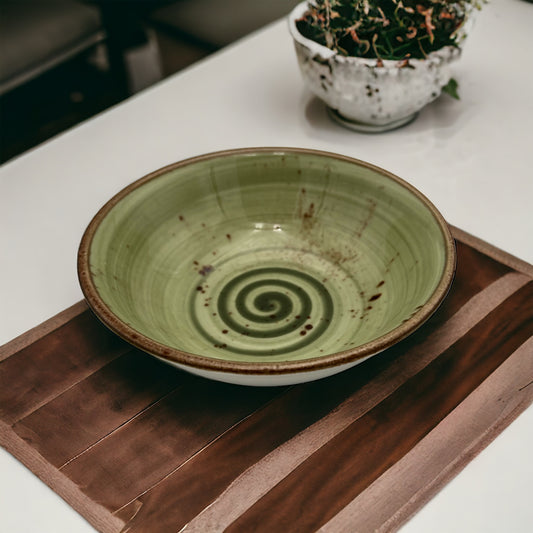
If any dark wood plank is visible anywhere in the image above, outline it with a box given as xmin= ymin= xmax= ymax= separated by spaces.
xmin=316 ymin=336 xmax=533 ymax=532
xmin=0 ymin=311 xmax=130 ymax=424
xmin=451 ymin=226 xmax=533 ymax=278
xmin=446 ymin=240 xmax=512 ymax=313
xmin=114 ymin=358 xmax=391 ymax=532
xmin=0 ymin=301 xmax=88 ymax=361
xmin=60 ymin=378 xmax=287 ymax=511
xmin=13 ymin=350 xmax=187 ymax=467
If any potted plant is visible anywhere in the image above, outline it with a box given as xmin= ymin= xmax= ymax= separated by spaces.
xmin=289 ymin=0 xmax=481 ymax=132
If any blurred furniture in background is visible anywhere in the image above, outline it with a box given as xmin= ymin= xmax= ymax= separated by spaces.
xmin=0 ymin=0 xmax=165 ymax=162
xmin=0 ymin=0 xmax=298 ymax=163
xmin=150 ymin=0 xmax=300 ymax=51
xmin=0 ymin=0 xmax=105 ymax=96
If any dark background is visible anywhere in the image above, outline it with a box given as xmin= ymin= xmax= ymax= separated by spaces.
xmin=0 ymin=0 xmax=299 ymax=164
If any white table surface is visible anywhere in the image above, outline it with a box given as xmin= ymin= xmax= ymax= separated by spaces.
xmin=1 ymin=1 xmax=532 ymax=531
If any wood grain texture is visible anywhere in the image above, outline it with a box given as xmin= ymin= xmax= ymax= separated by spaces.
xmin=61 ymin=378 xmax=285 ymax=511
xmin=13 ymin=349 xmax=186 ymax=468
xmin=1 ymin=234 xmax=532 ymax=533
xmin=114 ymin=361 xmax=390 ymax=531
xmin=0 ymin=301 xmax=89 ymax=362
xmin=318 ymin=335 xmax=533 ymax=533
xmin=0 ymin=310 xmax=130 ymax=425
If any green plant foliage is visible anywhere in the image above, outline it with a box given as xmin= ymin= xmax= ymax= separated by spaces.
xmin=296 ymin=0 xmax=480 ymax=60
xmin=442 ymin=77 xmax=460 ymax=99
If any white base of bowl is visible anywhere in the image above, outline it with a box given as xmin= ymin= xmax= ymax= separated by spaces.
xmin=157 ymin=355 xmax=375 ymax=387
xmin=327 ymin=107 xmax=418 ymax=133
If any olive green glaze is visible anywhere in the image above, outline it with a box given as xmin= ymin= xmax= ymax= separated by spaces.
xmin=78 ymin=148 xmax=455 ymax=375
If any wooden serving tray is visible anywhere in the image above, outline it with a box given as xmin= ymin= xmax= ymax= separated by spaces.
xmin=1 ymin=227 xmax=532 ymax=533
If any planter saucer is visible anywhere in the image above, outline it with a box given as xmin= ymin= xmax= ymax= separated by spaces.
xmin=327 ymin=107 xmax=418 ymax=134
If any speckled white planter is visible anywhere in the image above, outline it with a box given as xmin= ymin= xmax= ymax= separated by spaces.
xmin=289 ymin=2 xmax=462 ymax=132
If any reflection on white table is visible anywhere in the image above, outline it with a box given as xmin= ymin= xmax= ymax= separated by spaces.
xmin=1 ymin=0 xmax=532 ymax=531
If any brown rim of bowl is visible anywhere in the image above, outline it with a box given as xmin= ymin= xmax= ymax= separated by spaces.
xmin=77 ymin=147 xmax=456 ymax=375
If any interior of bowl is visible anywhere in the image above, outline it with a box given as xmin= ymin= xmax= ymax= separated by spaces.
xmin=79 ymin=148 xmax=455 ymax=372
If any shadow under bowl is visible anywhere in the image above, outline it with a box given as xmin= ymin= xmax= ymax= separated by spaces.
xmin=78 ymin=148 xmax=455 ymax=386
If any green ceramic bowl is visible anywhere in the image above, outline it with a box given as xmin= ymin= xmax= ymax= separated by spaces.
xmin=78 ymin=148 xmax=455 ymax=386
